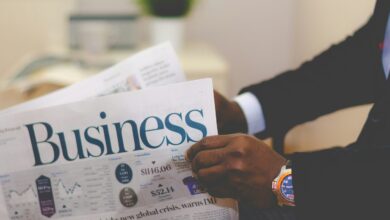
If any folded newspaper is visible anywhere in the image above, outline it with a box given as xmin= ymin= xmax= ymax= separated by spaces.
xmin=0 ymin=44 xmax=239 ymax=220
xmin=1 ymin=43 xmax=186 ymax=116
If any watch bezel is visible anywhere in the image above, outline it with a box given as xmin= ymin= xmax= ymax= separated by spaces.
xmin=272 ymin=164 xmax=295 ymax=207
xmin=279 ymin=173 xmax=294 ymax=202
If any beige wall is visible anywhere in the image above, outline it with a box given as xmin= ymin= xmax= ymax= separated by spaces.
xmin=0 ymin=0 xmax=76 ymax=78
xmin=0 ymin=0 xmax=380 ymax=151
xmin=285 ymin=0 xmax=376 ymax=152
xmin=294 ymin=0 xmax=376 ymax=65
xmin=187 ymin=0 xmax=295 ymax=96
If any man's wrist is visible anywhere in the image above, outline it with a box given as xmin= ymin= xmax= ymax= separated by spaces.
xmin=272 ymin=160 xmax=295 ymax=207
xmin=230 ymin=101 xmax=248 ymax=133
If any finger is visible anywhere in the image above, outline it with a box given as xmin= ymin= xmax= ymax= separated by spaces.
xmin=191 ymin=148 xmax=225 ymax=173
xmin=186 ymin=135 xmax=232 ymax=161
xmin=196 ymin=164 xmax=227 ymax=187
xmin=196 ymin=165 xmax=234 ymax=198
xmin=207 ymin=186 xmax=234 ymax=199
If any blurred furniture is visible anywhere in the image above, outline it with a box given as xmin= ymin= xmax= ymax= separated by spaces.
xmin=181 ymin=43 xmax=229 ymax=95
xmin=69 ymin=13 xmax=139 ymax=50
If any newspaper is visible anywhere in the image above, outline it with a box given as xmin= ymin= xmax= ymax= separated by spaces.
xmin=0 ymin=79 xmax=239 ymax=220
xmin=0 ymin=43 xmax=186 ymax=116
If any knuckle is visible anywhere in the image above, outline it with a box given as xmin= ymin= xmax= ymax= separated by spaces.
xmin=233 ymin=135 xmax=250 ymax=145
xmin=200 ymin=137 xmax=210 ymax=146
xmin=237 ymin=147 xmax=248 ymax=156
xmin=225 ymin=160 xmax=246 ymax=173
xmin=197 ymin=169 xmax=208 ymax=182
xmin=214 ymin=150 xmax=225 ymax=163
xmin=201 ymin=136 xmax=217 ymax=147
xmin=233 ymin=134 xmax=247 ymax=143
xmin=232 ymin=160 xmax=246 ymax=172
xmin=228 ymin=174 xmax=243 ymax=186
xmin=228 ymin=145 xmax=248 ymax=158
xmin=192 ymin=154 xmax=203 ymax=172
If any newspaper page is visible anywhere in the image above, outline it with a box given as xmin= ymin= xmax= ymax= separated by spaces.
xmin=0 ymin=79 xmax=239 ymax=220
xmin=0 ymin=42 xmax=185 ymax=116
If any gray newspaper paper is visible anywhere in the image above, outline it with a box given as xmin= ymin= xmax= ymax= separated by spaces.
xmin=0 ymin=44 xmax=239 ymax=220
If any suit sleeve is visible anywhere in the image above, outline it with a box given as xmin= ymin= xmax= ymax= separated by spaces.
xmin=240 ymin=16 xmax=386 ymax=138
xmin=291 ymin=144 xmax=390 ymax=220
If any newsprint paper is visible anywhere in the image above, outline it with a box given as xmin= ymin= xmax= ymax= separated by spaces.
xmin=0 ymin=79 xmax=239 ymax=220
xmin=0 ymin=42 xmax=186 ymax=116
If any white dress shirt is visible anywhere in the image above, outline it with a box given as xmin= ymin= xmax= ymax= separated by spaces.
xmin=236 ymin=14 xmax=390 ymax=135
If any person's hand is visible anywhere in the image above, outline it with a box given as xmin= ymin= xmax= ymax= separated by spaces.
xmin=186 ymin=134 xmax=287 ymax=208
xmin=214 ymin=91 xmax=247 ymax=134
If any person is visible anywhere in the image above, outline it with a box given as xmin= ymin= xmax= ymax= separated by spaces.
xmin=186 ymin=1 xmax=390 ymax=219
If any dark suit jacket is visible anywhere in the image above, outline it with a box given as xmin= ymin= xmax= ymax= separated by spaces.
xmin=241 ymin=1 xmax=390 ymax=219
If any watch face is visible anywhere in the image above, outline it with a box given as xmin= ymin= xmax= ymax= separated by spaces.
xmin=280 ymin=174 xmax=294 ymax=202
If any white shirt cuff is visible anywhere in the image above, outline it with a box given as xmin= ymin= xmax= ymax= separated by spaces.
xmin=234 ymin=92 xmax=266 ymax=134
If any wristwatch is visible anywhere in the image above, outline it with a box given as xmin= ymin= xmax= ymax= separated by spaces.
xmin=272 ymin=160 xmax=295 ymax=206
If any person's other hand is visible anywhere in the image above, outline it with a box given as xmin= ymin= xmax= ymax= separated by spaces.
xmin=186 ymin=134 xmax=287 ymax=208
xmin=214 ymin=91 xmax=247 ymax=134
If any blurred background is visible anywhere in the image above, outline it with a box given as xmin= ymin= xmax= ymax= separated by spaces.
xmin=0 ymin=0 xmax=377 ymax=153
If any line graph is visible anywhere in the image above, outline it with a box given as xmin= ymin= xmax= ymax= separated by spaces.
xmin=0 ymin=155 xmax=127 ymax=219
xmin=6 ymin=185 xmax=38 ymax=204
xmin=56 ymin=179 xmax=83 ymax=198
